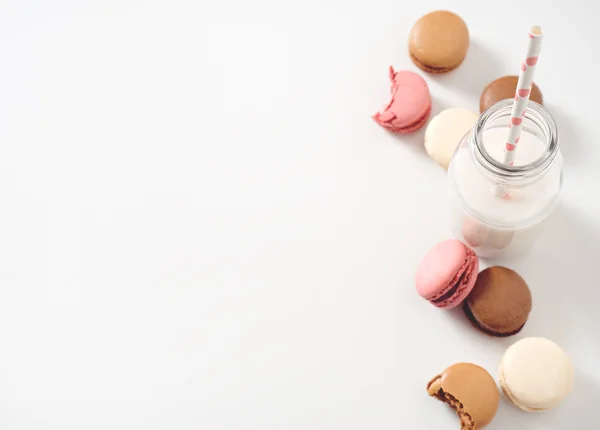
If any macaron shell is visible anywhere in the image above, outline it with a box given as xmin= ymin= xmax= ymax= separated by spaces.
xmin=373 ymin=101 xmax=431 ymax=134
xmin=499 ymin=367 xmax=538 ymax=412
xmin=428 ymin=363 xmax=499 ymax=428
xmin=480 ymin=75 xmax=543 ymax=112
xmin=425 ymin=108 xmax=478 ymax=169
xmin=409 ymin=11 xmax=469 ymax=72
xmin=373 ymin=68 xmax=431 ymax=133
xmin=464 ymin=266 xmax=532 ymax=336
xmin=416 ymin=239 xmax=470 ymax=300
xmin=500 ymin=337 xmax=574 ymax=411
xmin=416 ymin=239 xmax=479 ymax=309
xmin=395 ymin=104 xmax=432 ymax=134
xmin=409 ymin=50 xmax=459 ymax=74
xmin=434 ymin=249 xmax=478 ymax=309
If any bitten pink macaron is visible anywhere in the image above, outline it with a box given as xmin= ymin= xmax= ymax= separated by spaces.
xmin=416 ymin=239 xmax=479 ymax=309
xmin=372 ymin=67 xmax=431 ymax=134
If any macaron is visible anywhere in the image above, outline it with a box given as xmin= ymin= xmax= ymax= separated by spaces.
xmin=416 ymin=239 xmax=479 ymax=309
xmin=480 ymin=76 xmax=543 ymax=112
xmin=372 ymin=67 xmax=431 ymax=134
xmin=409 ymin=11 xmax=469 ymax=74
xmin=500 ymin=337 xmax=574 ymax=412
xmin=425 ymin=108 xmax=478 ymax=169
xmin=463 ymin=266 xmax=532 ymax=337
xmin=427 ymin=363 xmax=499 ymax=429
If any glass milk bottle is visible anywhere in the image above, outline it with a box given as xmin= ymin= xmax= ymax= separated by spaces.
xmin=448 ymin=100 xmax=563 ymax=259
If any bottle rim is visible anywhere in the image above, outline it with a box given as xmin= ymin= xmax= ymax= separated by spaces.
xmin=472 ymin=100 xmax=559 ymax=185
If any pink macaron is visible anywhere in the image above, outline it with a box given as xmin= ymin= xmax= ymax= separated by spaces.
xmin=416 ymin=239 xmax=479 ymax=309
xmin=372 ymin=67 xmax=431 ymax=134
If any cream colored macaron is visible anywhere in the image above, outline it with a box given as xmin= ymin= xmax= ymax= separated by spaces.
xmin=424 ymin=108 xmax=478 ymax=169
xmin=499 ymin=337 xmax=574 ymax=412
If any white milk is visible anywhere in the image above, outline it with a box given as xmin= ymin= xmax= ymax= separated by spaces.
xmin=483 ymin=128 xmax=545 ymax=166
xmin=448 ymin=126 xmax=562 ymax=259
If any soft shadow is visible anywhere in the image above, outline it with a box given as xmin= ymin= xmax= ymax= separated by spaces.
xmin=430 ymin=96 xmax=452 ymax=118
xmin=443 ymin=204 xmax=600 ymax=352
xmin=474 ymin=204 xmax=600 ymax=429
xmin=491 ymin=369 xmax=600 ymax=429
xmin=495 ymin=204 xmax=600 ymax=348
xmin=544 ymin=102 xmax=586 ymax=164
xmin=444 ymin=306 xmax=521 ymax=357
xmin=431 ymin=40 xmax=503 ymax=99
xmin=386 ymin=126 xmax=426 ymax=157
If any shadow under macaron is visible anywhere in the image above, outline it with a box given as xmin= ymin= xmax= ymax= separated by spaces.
xmin=543 ymin=102 xmax=586 ymax=164
xmin=429 ymin=39 xmax=503 ymax=99
xmin=492 ymin=369 xmax=600 ymax=429
xmin=484 ymin=204 xmax=600 ymax=428
xmin=497 ymin=204 xmax=600 ymax=349
xmin=444 ymin=306 xmax=517 ymax=352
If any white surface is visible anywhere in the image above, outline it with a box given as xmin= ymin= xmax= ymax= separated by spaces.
xmin=0 ymin=1 xmax=598 ymax=429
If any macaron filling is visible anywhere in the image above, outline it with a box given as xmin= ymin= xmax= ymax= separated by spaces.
xmin=427 ymin=376 xmax=476 ymax=430
xmin=375 ymin=99 xmax=431 ymax=133
xmin=427 ymin=248 xmax=477 ymax=308
xmin=463 ymin=302 xmax=526 ymax=337
xmin=400 ymin=104 xmax=432 ymax=132
xmin=431 ymin=270 xmax=467 ymax=304
xmin=409 ymin=50 xmax=463 ymax=74
xmin=499 ymin=368 xmax=547 ymax=412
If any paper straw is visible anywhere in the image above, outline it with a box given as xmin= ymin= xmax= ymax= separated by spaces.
xmin=503 ymin=26 xmax=544 ymax=167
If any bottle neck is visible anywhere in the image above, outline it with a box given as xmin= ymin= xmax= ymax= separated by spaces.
xmin=471 ymin=100 xmax=559 ymax=186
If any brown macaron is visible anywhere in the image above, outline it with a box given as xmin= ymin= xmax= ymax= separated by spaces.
xmin=427 ymin=363 xmax=499 ymax=429
xmin=463 ymin=266 xmax=532 ymax=337
xmin=409 ymin=11 xmax=469 ymax=74
xmin=480 ymin=76 xmax=543 ymax=112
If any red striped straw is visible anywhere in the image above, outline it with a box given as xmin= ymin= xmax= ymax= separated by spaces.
xmin=503 ymin=26 xmax=544 ymax=167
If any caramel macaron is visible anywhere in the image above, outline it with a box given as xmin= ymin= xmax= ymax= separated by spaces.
xmin=463 ymin=266 xmax=532 ymax=337
xmin=409 ymin=11 xmax=469 ymax=74
xmin=427 ymin=363 xmax=499 ymax=429
xmin=480 ymin=76 xmax=543 ymax=112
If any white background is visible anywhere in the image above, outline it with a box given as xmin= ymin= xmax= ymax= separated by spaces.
xmin=0 ymin=0 xmax=598 ymax=429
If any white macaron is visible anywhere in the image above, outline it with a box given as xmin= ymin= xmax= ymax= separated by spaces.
xmin=499 ymin=337 xmax=574 ymax=412
xmin=424 ymin=108 xmax=478 ymax=169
